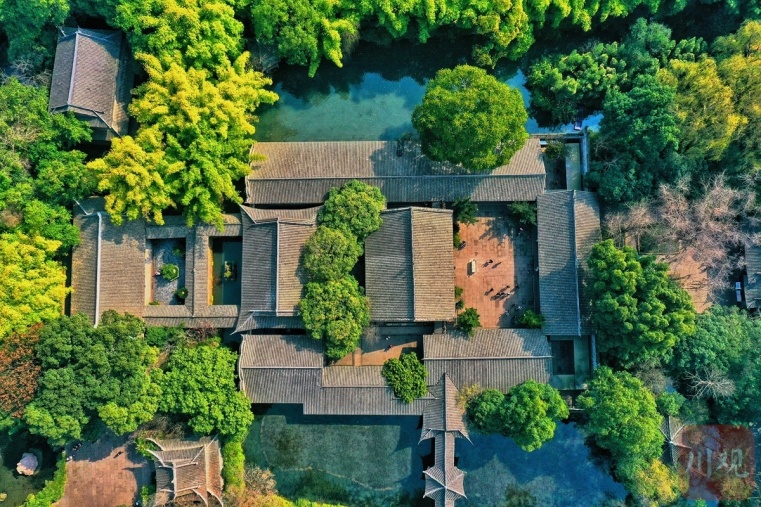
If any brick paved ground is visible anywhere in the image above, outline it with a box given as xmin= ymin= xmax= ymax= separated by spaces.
xmin=57 ymin=433 xmax=151 ymax=507
xmin=454 ymin=207 xmax=537 ymax=328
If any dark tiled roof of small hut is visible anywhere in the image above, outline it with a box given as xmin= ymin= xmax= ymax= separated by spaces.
xmin=423 ymin=329 xmax=552 ymax=392
xmin=49 ymin=28 xmax=128 ymax=136
xmin=421 ymin=374 xmax=470 ymax=442
xmin=245 ymin=139 xmax=546 ymax=205
xmin=147 ymin=436 xmax=223 ymax=507
xmin=235 ymin=208 xmax=317 ymax=333
xmin=365 ymin=207 xmax=455 ymax=323
xmin=537 ymin=190 xmax=601 ymax=336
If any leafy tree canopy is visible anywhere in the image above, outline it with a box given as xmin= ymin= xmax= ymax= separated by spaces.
xmin=317 ymin=180 xmax=386 ymax=241
xmin=24 ymin=312 xmax=161 ymax=444
xmin=159 ymin=343 xmax=253 ymax=438
xmin=467 ymin=388 xmax=506 ymax=435
xmin=587 ymin=239 xmax=695 ymax=368
xmin=302 ymin=226 xmax=362 ymax=282
xmin=577 ymin=367 xmax=664 ymax=463
xmin=0 ymin=79 xmax=93 ymax=249
xmin=0 ymin=233 xmax=69 ymax=341
xmin=452 ymin=197 xmax=478 ymax=226
xmin=456 ymin=307 xmax=481 ymax=336
xmin=300 ymin=276 xmax=370 ymax=361
xmin=382 ymin=352 xmax=428 ymax=403
xmin=0 ymin=325 xmax=42 ymax=425
xmin=0 ymin=0 xmax=69 ymax=65
xmin=412 ymin=65 xmax=528 ymax=172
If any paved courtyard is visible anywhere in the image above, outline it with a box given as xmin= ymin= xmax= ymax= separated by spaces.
xmin=57 ymin=433 xmax=151 ymax=507
xmin=334 ymin=326 xmax=422 ymax=366
xmin=454 ymin=207 xmax=537 ymax=328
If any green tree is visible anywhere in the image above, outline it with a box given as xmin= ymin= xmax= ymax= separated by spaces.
xmin=25 ymin=313 xmax=161 ymax=444
xmin=159 ymin=344 xmax=253 ymax=438
xmin=467 ymin=388 xmax=506 ymax=434
xmin=413 ymin=65 xmax=528 ymax=172
xmin=501 ymin=380 xmax=568 ymax=451
xmin=302 ymin=226 xmax=362 ymax=282
xmin=317 ymin=180 xmax=386 ymax=241
xmin=586 ymin=75 xmax=684 ymax=203
xmin=452 ymin=197 xmax=478 ymax=226
xmin=381 ymin=353 xmax=428 ymax=403
xmin=300 ymin=276 xmax=370 ymax=361
xmin=577 ymin=367 xmax=663 ymax=463
xmin=518 ymin=310 xmax=544 ymax=329
xmin=0 ymin=233 xmax=69 ymax=340
xmin=587 ymin=240 xmax=695 ymax=368
xmin=0 ymin=79 xmax=93 ymax=248
xmin=456 ymin=307 xmax=481 ymax=336
xmin=506 ymin=202 xmax=537 ymax=226
xmin=0 ymin=0 xmax=69 ymax=65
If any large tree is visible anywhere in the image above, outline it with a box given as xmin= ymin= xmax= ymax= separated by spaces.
xmin=317 ymin=180 xmax=386 ymax=242
xmin=587 ymin=239 xmax=695 ymax=368
xmin=467 ymin=382 xmax=567 ymax=451
xmin=577 ymin=367 xmax=663 ymax=463
xmin=0 ymin=325 xmax=42 ymax=428
xmin=159 ymin=344 xmax=253 ymax=438
xmin=0 ymin=233 xmax=69 ymax=340
xmin=24 ymin=312 xmax=162 ymax=444
xmin=0 ymin=0 xmax=69 ymax=65
xmin=381 ymin=353 xmax=428 ymax=403
xmin=412 ymin=65 xmax=528 ymax=172
xmin=300 ymin=276 xmax=370 ymax=361
xmin=302 ymin=225 xmax=362 ymax=282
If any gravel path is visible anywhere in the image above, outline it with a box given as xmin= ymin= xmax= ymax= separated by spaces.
xmin=152 ymin=239 xmax=186 ymax=305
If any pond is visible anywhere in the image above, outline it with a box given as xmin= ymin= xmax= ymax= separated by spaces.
xmin=255 ymin=36 xmax=601 ymax=143
xmin=0 ymin=430 xmax=57 ymax=506
xmin=244 ymin=405 xmax=625 ymax=507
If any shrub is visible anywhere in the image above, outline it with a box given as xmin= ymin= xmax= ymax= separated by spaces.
xmin=457 ymin=307 xmax=480 ymax=336
xmin=146 ymin=325 xmax=187 ymax=348
xmin=656 ymin=391 xmax=686 ymax=417
xmin=454 ymin=286 xmax=464 ymax=299
xmin=544 ymin=140 xmax=568 ymax=161
xmin=22 ymin=453 xmax=67 ymax=507
xmin=519 ymin=310 xmax=544 ymax=329
xmin=455 ymin=299 xmax=465 ymax=310
xmin=222 ymin=437 xmax=246 ymax=494
xmin=506 ymin=202 xmax=537 ymax=226
xmin=382 ymin=353 xmax=428 ymax=403
xmin=452 ymin=197 xmax=478 ymax=225
xmin=453 ymin=231 xmax=461 ymax=248
xmin=175 ymin=287 xmax=189 ymax=299
xmin=172 ymin=245 xmax=185 ymax=258
xmin=160 ymin=263 xmax=180 ymax=281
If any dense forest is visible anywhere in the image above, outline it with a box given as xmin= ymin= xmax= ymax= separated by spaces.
xmin=1 ymin=0 xmax=760 ymax=505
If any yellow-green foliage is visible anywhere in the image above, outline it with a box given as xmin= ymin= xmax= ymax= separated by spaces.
xmin=0 ymin=233 xmax=69 ymax=341
xmin=22 ymin=453 xmax=67 ymax=507
xmin=222 ymin=437 xmax=246 ymax=493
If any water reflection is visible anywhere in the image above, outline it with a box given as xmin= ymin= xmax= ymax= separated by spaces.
xmin=255 ymin=36 xmax=600 ymax=142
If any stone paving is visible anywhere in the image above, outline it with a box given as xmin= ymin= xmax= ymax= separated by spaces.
xmin=57 ymin=433 xmax=151 ymax=507
xmin=151 ymin=238 xmax=186 ymax=305
xmin=454 ymin=206 xmax=537 ymax=328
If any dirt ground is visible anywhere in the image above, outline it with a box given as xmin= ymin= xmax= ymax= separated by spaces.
xmin=57 ymin=433 xmax=151 ymax=507
xmin=658 ymin=248 xmax=711 ymax=313
xmin=454 ymin=207 xmax=537 ymax=328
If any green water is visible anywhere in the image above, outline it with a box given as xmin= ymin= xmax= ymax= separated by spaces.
xmin=0 ymin=431 xmax=56 ymax=506
xmin=210 ymin=238 xmax=242 ymax=305
xmin=255 ymin=36 xmax=600 ymax=142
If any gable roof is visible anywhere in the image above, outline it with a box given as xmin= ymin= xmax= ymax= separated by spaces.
xmin=147 ymin=436 xmax=223 ymax=507
xmin=245 ymin=139 xmax=546 ymax=205
xmin=235 ymin=208 xmax=317 ymax=333
xmin=537 ymin=190 xmax=601 ymax=336
xmin=745 ymin=239 xmax=761 ymax=309
xmin=365 ymin=207 xmax=455 ymax=322
xmin=423 ymin=329 xmax=552 ymax=392
xmin=421 ymin=374 xmax=470 ymax=442
xmin=49 ymin=28 xmax=130 ymax=138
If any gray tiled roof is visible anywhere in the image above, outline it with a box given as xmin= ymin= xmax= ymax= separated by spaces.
xmin=147 ymin=436 xmax=223 ymax=507
xmin=322 ymin=366 xmax=387 ymax=387
xmin=49 ymin=28 xmax=130 ymax=137
xmin=423 ymin=330 xmax=552 ymax=392
xmin=745 ymin=240 xmax=761 ymax=309
xmin=365 ymin=208 xmax=455 ymax=322
xmin=245 ymin=139 xmax=546 ymax=205
xmin=302 ymin=387 xmax=430 ymax=416
xmin=235 ymin=210 xmax=316 ymax=333
xmin=240 ymin=205 xmax=321 ymax=222
xmin=424 ymin=433 xmax=466 ymax=506
xmin=537 ymin=190 xmax=601 ymax=336
xmin=239 ymin=334 xmax=323 ymax=368
xmin=70 ymin=200 xmax=242 ymax=328
xmin=421 ymin=374 xmax=470 ymax=442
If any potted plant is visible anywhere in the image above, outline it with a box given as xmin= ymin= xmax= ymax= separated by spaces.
xmin=160 ymin=264 xmax=180 ymax=281
xmin=175 ymin=287 xmax=189 ymax=300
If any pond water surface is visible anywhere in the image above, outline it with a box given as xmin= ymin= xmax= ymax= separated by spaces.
xmin=0 ymin=430 xmax=56 ymax=505
xmin=255 ymin=36 xmax=601 ymax=143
